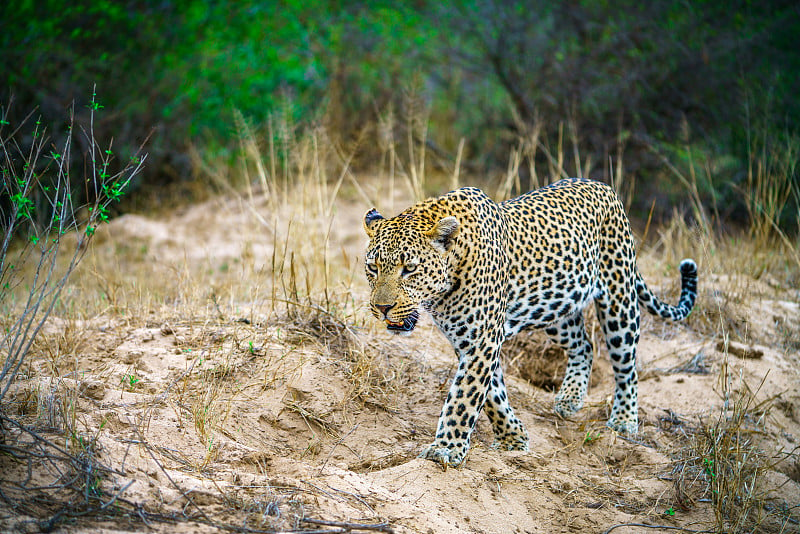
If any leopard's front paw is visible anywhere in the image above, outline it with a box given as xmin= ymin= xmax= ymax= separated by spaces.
xmin=418 ymin=441 xmax=468 ymax=468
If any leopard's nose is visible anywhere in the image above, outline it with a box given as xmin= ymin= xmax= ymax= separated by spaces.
xmin=375 ymin=303 xmax=396 ymax=318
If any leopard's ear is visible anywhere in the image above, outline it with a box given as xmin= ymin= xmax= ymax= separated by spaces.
xmin=363 ymin=209 xmax=384 ymax=237
xmin=426 ymin=216 xmax=459 ymax=251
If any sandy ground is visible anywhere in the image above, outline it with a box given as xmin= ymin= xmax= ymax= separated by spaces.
xmin=1 ymin=187 xmax=798 ymax=533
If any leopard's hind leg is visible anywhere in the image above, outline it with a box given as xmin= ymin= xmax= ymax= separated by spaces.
xmin=594 ymin=288 xmax=641 ymax=434
xmin=548 ymin=313 xmax=594 ymax=419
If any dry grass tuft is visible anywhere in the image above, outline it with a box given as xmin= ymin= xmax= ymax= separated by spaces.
xmin=190 ymin=369 xmax=233 ymax=467
xmin=29 ymin=318 xmax=88 ymax=377
xmin=279 ymin=306 xmax=401 ymax=410
xmin=667 ymin=361 xmax=796 ymax=532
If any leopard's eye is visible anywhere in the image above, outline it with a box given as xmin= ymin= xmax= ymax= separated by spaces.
xmin=365 ymin=259 xmax=378 ymax=275
xmin=401 ymin=263 xmax=417 ymax=277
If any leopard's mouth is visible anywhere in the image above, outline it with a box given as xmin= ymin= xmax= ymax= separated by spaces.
xmin=385 ymin=310 xmax=419 ymax=332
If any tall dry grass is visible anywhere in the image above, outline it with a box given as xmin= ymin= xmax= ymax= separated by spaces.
xmin=666 ymin=356 xmax=799 ymax=533
xmin=186 ymin=111 xmax=427 ymax=412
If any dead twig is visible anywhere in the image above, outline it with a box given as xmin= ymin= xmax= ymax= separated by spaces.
xmin=318 ymin=423 xmax=359 ymax=476
xmin=301 ymin=517 xmax=395 ymax=533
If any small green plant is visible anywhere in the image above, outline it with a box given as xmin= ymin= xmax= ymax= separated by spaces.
xmin=664 ymin=507 xmax=676 ymax=516
xmin=121 ymin=373 xmax=140 ymax=390
xmin=85 ymin=89 xmax=104 ymax=111
xmin=583 ymin=430 xmax=602 ymax=444
xmin=703 ymin=457 xmax=715 ymax=480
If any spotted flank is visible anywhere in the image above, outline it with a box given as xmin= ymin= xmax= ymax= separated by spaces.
xmin=363 ymin=178 xmax=698 ymax=467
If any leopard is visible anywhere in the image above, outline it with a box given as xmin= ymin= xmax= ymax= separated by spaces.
xmin=363 ymin=178 xmax=697 ymax=468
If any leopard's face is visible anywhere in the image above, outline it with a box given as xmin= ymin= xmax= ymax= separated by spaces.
xmin=363 ymin=209 xmax=459 ymax=335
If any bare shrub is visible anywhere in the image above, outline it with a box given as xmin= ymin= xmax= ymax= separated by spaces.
xmin=0 ymin=92 xmax=146 ymax=528
xmin=1 ymin=93 xmax=146 ymax=407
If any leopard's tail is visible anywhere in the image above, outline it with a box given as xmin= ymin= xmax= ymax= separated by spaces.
xmin=636 ymin=259 xmax=697 ymax=321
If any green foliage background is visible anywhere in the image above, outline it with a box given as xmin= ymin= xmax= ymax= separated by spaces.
xmin=2 ymin=0 xmax=797 ymax=225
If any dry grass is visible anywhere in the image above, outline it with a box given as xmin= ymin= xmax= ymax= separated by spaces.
xmin=208 ymin=116 xmax=409 ymax=412
xmin=279 ymin=308 xmax=402 ymax=409
xmin=667 ymin=360 xmax=797 ymax=533
xmin=636 ymin=213 xmax=800 ymax=350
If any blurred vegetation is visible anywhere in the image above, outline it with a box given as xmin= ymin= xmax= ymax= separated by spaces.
xmin=1 ymin=0 xmax=797 ymax=227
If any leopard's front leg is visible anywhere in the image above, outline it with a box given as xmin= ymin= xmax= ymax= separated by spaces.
xmin=419 ymin=328 xmax=502 ymax=468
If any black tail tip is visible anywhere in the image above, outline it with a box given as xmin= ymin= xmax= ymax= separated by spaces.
xmin=679 ymin=259 xmax=697 ymax=275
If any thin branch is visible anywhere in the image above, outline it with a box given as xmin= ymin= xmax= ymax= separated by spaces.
xmin=602 ymin=523 xmax=713 ymax=534
xmin=301 ymin=517 xmax=395 ymax=533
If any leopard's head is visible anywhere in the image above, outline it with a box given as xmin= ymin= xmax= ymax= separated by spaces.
xmin=363 ymin=208 xmax=459 ymax=335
